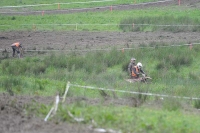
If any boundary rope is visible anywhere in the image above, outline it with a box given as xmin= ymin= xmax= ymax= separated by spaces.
xmin=69 ymin=83 xmax=200 ymax=100
xmin=1 ymin=23 xmax=200 ymax=27
xmin=0 ymin=0 xmax=173 ymax=14
xmin=21 ymin=43 xmax=200 ymax=52
xmin=1 ymin=43 xmax=199 ymax=52
xmin=0 ymin=0 xmax=116 ymax=8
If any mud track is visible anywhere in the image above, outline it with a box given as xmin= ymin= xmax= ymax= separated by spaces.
xmin=0 ymin=31 xmax=200 ymax=57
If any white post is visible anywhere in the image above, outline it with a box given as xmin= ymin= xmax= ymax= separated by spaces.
xmin=44 ymin=95 xmax=60 ymax=122
xmin=62 ymin=81 xmax=70 ymax=103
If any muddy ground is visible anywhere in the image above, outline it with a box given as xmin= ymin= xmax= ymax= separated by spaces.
xmin=0 ymin=0 xmax=200 ymax=133
xmin=1 ymin=31 xmax=200 ymax=57
xmin=0 ymin=93 xmax=104 ymax=133
xmin=0 ymin=0 xmax=199 ymax=55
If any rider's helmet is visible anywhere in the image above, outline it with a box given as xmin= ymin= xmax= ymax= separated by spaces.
xmin=131 ymin=58 xmax=136 ymax=61
xmin=137 ymin=62 xmax=142 ymax=69
xmin=130 ymin=58 xmax=136 ymax=63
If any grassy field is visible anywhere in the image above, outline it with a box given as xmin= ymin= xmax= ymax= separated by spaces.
xmin=1 ymin=46 xmax=200 ymax=132
xmin=0 ymin=1 xmax=200 ymax=31
xmin=0 ymin=0 xmax=157 ymax=8
xmin=1 ymin=46 xmax=200 ymax=96
xmin=1 ymin=0 xmax=200 ymax=132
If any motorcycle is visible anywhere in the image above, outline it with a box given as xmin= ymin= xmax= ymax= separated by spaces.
xmin=125 ymin=76 xmax=152 ymax=83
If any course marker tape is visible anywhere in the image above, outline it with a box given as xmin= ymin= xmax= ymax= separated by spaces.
xmin=1 ymin=23 xmax=200 ymax=27
xmin=62 ymin=81 xmax=70 ymax=103
xmin=20 ymin=43 xmax=200 ymax=52
xmin=69 ymin=83 xmax=200 ymax=100
xmin=0 ymin=0 xmax=173 ymax=14
xmin=1 ymin=43 xmax=199 ymax=53
xmin=0 ymin=0 xmax=115 ymax=8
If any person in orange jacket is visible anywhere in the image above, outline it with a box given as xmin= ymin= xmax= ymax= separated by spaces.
xmin=11 ymin=42 xmax=23 ymax=58
xmin=131 ymin=62 xmax=146 ymax=79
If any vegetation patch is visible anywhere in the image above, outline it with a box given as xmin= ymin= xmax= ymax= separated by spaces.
xmin=120 ymin=16 xmax=200 ymax=32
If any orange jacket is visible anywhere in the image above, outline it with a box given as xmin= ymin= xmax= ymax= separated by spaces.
xmin=131 ymin=66 xmax=139 ymax=78
xmin=12 ymin=42 xmax=20 ymax=47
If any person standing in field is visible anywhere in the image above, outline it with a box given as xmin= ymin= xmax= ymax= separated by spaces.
xmin=128 ymin=57 xmax=136 ymax=78
xmin=11 ymin=42 xmax=23 ymax=58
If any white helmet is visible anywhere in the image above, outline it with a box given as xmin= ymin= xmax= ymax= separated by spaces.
xmin=137 ymin=62 xmax=142 ymax=68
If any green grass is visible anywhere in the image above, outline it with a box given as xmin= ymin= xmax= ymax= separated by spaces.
xmin=1 ymin=30 xmax=200 ymax=133
xmin=0 ymin=6 xmax=200 ymax=31
xmin=120 ymin=15 xmax=200 ymax=32
xmin=1 ymin=0 xmax=200 ymax=132
xmin=32 ymin=102 xmax=200 ymax=133
xmin=1 ymin=45 xmax=200 ymax=97
xmin=65 ymin=105 xmax=200 ymax=133
xmin=0 ymin=0 xmax=157 ymax=9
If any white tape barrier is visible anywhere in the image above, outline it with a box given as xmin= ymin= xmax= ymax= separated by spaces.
xmin=69 ymin=83 xmax=200 ymax=100
xmin=43 ymin=80 xmax=199 ymax=126
xmin=123 ymin=43 xmax=200 ymax=50
xmin=54 ymin=95 xmax=60 ymax=113
xmin=43 ymin=82 xmax=115 ymax=132
xmin=0 ymin=0 xmax=115 ymax=8
xmin=0 ymin=0 xmax=173 ymax=14
xmin=1 ymin=43 xmax=199 ymax=54
xmin=21 ymin=42 xmax=200 ymax=52
xmin=44 ymin=95 xmax=60 ymax=122
xmin=1 ymin=43 xmax=199 ymax=53
xmin=67 ymin=111 xmax=84 ymax=122
xmin=62 ymin=81 xmax=70 ymax=103
xmin=1 ymin=23 xmax=200 ymax=29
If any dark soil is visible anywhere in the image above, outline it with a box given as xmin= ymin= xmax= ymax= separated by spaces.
xmin=0 ymin=93 xmax=101 ymax=133
xmin=0 ymin=31 xmax=200 ymax=58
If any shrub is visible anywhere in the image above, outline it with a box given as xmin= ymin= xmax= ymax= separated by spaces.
xmin=1 ymin=76 xmax=22 ymax=95
xmin=194 ymin=100 xmax=200 ymax=109
xmin=30 ymin=62 xmax=46 ymax=74
xmin=11 ymin=16 xmax=16 ymax=20
xmin=44 ymin=53 xmax=68 ymax=68
xmin=156 ymin=62 xmax=165 ymax=70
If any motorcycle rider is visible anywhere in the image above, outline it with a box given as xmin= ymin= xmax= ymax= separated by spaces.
xmin=131 ymin=62 xmax=146 ymax=79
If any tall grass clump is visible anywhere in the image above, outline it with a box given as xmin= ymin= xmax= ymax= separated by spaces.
xmin=194 ymin=100 xmax=200 ymax=109
xmin=152 ymin=46 xmax=193 ymax=72
xmin=43 ymin=53 xmax=68 ymax=68
xmin=0 ymin=76 xmax=22 ymax=95
xmin=65 ymin=48 xmax=126 ymax=74
xmin=119 ymin=16 xmax=200 ymax=32
xmin=100 ymin=48 xmax=125 ymax=67
xmin=1 ymin=45 xmax=200 ymax=98
xmin=1 ymin=59 xmax=28 ymax=75
xmin=1 ymin=49 xmax=126 ymax=77
xmin=1 ymin=57 xmax=48 ymax=75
